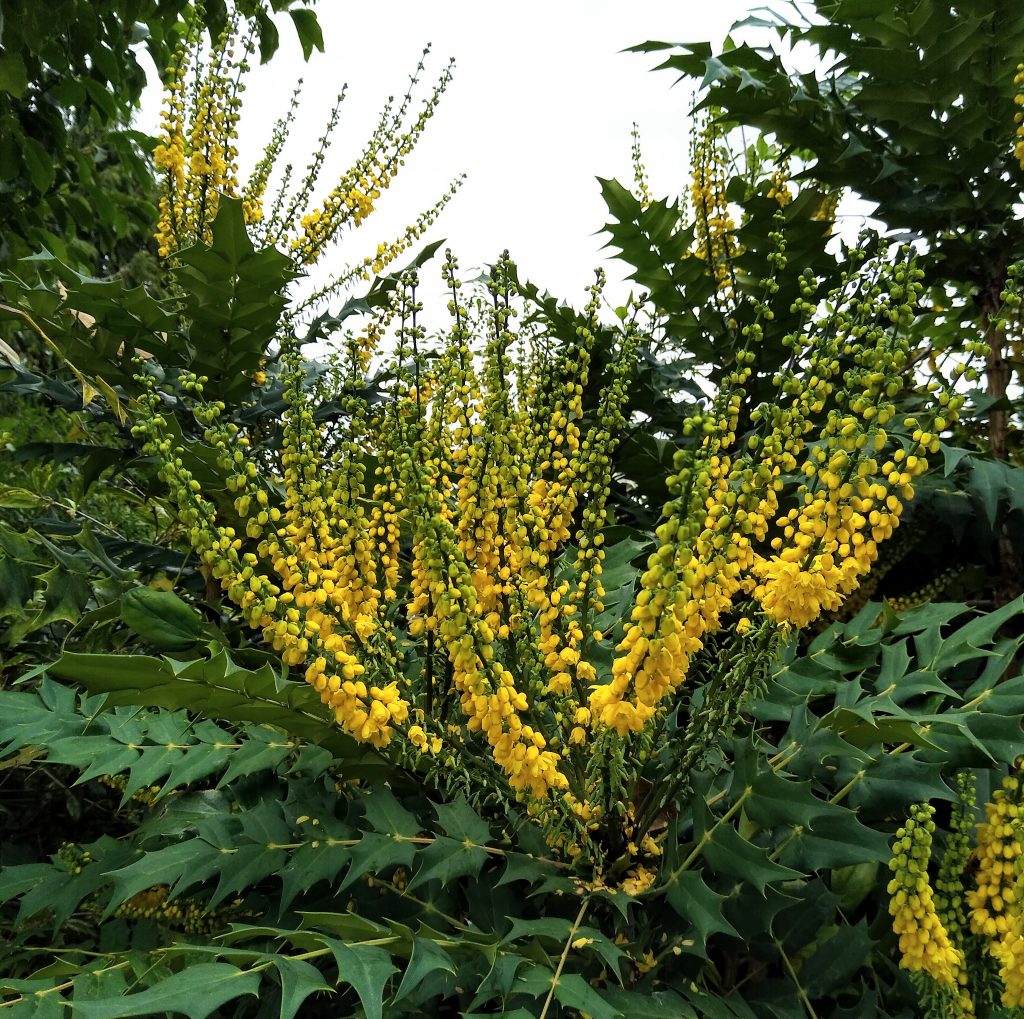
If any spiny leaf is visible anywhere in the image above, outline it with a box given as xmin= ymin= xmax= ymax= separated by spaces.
xmin=270 ymin=956 xmax=333 ymax=1019
xmin=46 ymin=650 xmax=384 ymax=770
xmin=700 ymin=822 xmax=802 ymax=893
xmin=553 ymin=972 xmax=622 ymax=1019
xmin=393 ymin=936 xmax=457 ymax=1004
xmin=70 ymin=963 xmax=259 ymax=1019
xmin=601 ymin=987 xmax=699 ymax=1018
xmin=362 ymin=786 xmax=421 ymax=837
xmin=432 ymin=795 xmax=491 ymax=844
xmin=406 ymin=837 xmax=487 ymax=891
xmin=663 ymin=869 xmax=741 ymax=951
xmin=120 ymin=587 xmax=202 ymax=651
xmin=321 ymin=940 xmax=397 ymax=1019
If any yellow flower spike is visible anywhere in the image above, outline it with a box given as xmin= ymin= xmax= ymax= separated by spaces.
xmin=968 ymin=770 xmax=1023 ymax=941
xmin=690 ymin=111 xmax=740 ymax=305
xmin=888 ymin=803 xmax=964 ymax=987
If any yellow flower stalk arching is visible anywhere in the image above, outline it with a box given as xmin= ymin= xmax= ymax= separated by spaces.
xmin=585 ymin=246 xmax=962 ymax=738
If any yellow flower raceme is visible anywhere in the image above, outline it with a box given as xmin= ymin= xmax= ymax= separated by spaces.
xmin=966 ymin=768 xmax=1024 ymax=1011
xmin=968 ymin=772 xmax=1023 ymax=940
xmin=154 ymin=12 xmax=246 ymax=256
xmin=888 ymin=803 xmax=964 ymax=986
xmin=690 ymin=112 xmax=740 ymax=303
xmin=587 ymin=251 xmax=953 ymax=734
xmin=138 ymin=229 xmax=954 ymax=866
xmin=153 ymin=16 xmax=451 ymax=272
xmin=766 ymin=158 xmax=793 ymax=208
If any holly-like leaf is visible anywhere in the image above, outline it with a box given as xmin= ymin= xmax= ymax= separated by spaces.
xmin=663 ymin=869 xmax=740 ymax=951
xmin=801 ymin=920 xmax=875 ymax=998
xmin=46 ymin=650 xmax=385 ymax=771
xmin=407 ymin=837 xmax=487 ymax=891
xmin=362 ymin=786 xmax=421 ymax=837
xmin=601 ymin=988 xmax=698 ymax=1018
xmin=700 ymin=822 xmax=802 ymax=892
xmin=71 ymin=964 xmax=259 ymax=1019
xmin=553 ymin=973 xmax=622 ymax=1019
xmin=120 ymin=587 xmax=203 ymax=651
xmin=271 ymin=956 xmax=332 ymax=1019
xmin=393 ymin=936 xmax=457 ymax=1004
xmin=432 ymin=795 xmax=491 ymax=844
xmin=321 ymin=940 xmax=397 ymax=1019
xmin=778 ymin=813 xmax=891 ymax=872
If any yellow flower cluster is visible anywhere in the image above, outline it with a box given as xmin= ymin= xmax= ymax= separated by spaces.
xmin=766 ymin=158 xmax=793 ymax=208
xmin=287 ymin=54 xmax=454 ymax=266
xmin=294 ymin=177 xmax=465 ymax=317
xmin=968 ymin=771 xmax=1024 ymax=1008
xmin=586 ymin=249 xmax=959 ymax=735
xmin=690 ymin=113 xmax=740 ymax=303
xmin=631 ymin=122 xmax=653 ymax=208
xmin=968 ymin=772 xmax=1022 ymax=939
xmin=153 ymin=19 xmax=452 ymax=272
xmin=135 ymin=254 xmax=638 ymax=817
xmin=812 ymin=190 xmax=841 ymax=229
xmin=896 ymin=773 xmax=1024 ymax=1015
xmin=1014 ymin=64 xmax=1024 ymax=171
xmin=154 ymin=8 xmax=246 ymax=257
xmin=933 ymin=773 xmax=975 ymax=949
xmin=115 ymin=884 xmax=244 ymax=935
xmin=242 ymin=80 xmax=303 ymax=226
xmin=886 ymin=566 xmax=963 ymax=614
xmin=137 ymin=233 xmax=956 ymax=870
xmin=138 ymin=43 xmax=957 ymax=857
xmin=887 ymin=804 xmax=965 ymax=987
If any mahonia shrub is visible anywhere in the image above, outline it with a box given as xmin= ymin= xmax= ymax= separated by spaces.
xmin=16 ymin=5 xmax=970 ymax=883
xmin=132 ymin=204 xmax=962 ymax=878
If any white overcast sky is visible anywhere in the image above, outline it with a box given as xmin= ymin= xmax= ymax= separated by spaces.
xmin=139 ymin=1 xmax=759 ymax=313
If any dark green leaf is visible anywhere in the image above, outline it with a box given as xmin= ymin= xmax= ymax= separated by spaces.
xmin=393 ymin=937 xmax=456 ymax=1003
xmin=271 ymin=956 xmax=332 ymax=1019
xmin=407 ymin=837 xmax=487 ymax=890
xmin=0 ymin=51 xmax=27 ymax=97
xmin=288 ymin=9 xmax=324 ymax=60
xmin=701 ymin=823 xmax=802 ymax=892
xmin=322 ymin=940 xmax=397 ymax=1019
xmin=21 ymin=136 xmax=54 ymax=194
xmin=120 ymin=587 xmax=202 ymax=651
xmin=553 ymin=973 xmax=622 ymax=1019
xmin=71 ymin=964 xmax=259 ymax=1019
xmin=432 ymin=795 xmax=491 ymax=844
xmin=663 ymin=869 xmax=741 ymax=949
xmin=362 ymin=786 xmax=421 ymax=837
